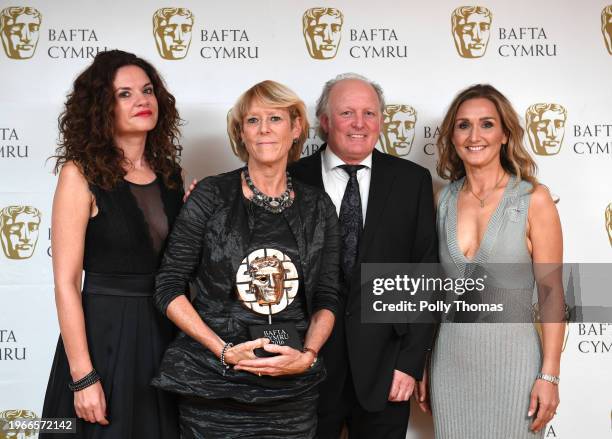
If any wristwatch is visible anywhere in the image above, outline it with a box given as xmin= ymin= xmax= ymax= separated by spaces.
xmin=536 ymin=373 xmax=560 ymax=385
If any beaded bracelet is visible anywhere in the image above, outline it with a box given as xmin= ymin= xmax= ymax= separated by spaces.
xmin=221 ymin=342 xmax=234 ymax=370
xmin=68 ymin=369 xmax=101 ymax=392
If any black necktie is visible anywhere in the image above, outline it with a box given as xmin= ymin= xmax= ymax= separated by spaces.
xmin=338 ymin=164 xmax=365 ymax=281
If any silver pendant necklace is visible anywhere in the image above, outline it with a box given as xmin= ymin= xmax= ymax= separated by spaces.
xmin=463 ymin=172 xmax=506 ymax=208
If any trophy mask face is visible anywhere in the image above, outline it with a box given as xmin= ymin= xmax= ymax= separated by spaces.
xmin=303 ymin=8 xmax=343 ymax=59
xmin=153 ymin=9 xmax=193 ymax=60
xmin=0 ymin=208 xmax=40 ymax=259
xmin=236 ymin=248 xmax=299 ymax=316
xmin=0 ymin=8 xmax=41 ymax=60
xmin=249 ymin=256 xmax=284 ymax=305
xmin=452 ymin=7 xmax=492 ymax=58
xmin=527 ymin=106 xmax=566 ymax=155
xmin=381 ymin=106 xmax=417 ymax=156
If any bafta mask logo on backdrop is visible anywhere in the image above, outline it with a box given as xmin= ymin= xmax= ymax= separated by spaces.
xmin=0 ymin=205 xmax=41 ymax=260
xmin=379 ymin=105 xmax=417 ymax=157
xmin=0 ymin=6 xmax=41 ymax=60
xmin=302 ymin=7 xmax=344 ymax=60
xmin=152 ymin=7 xmax=194 ymax=60
xmin=451 ymin=6 xmax=492 ymax=58
xmin=602 ymin=6 xmax=612 ymax=55
xmin=525 ymin=103 xmax=567 ymax=156
xmin=0 ymin=409 xmax=38 ymax=438
xmin=606 ymin=203 xmax=612 ymax=247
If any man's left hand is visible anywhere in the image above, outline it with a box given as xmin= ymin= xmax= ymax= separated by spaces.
xmin=183 ymin=178 xmax=198 ymax=203
xmin=388 ymin=369 xmax=416 ymax=402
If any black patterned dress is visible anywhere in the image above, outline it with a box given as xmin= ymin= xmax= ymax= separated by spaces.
xmin=41 ymin=173 xmax=183 ymax=439
xmin=152 ymin=169 xmax=342 ymax=439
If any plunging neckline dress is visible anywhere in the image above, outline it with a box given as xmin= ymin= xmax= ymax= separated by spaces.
xmin=430 ymin=176 xmax=543 ymax=439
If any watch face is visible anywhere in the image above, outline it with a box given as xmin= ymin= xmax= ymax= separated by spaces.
xmin=235 ymin=248 xmax=299 ymax=316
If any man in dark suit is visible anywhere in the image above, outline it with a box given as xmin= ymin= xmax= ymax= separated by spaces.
xmin=290 ymin=73 xmax=437 ymax=438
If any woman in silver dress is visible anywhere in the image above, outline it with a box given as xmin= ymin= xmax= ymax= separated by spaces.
xmin=416 ymin=84 xmax=565 ymax=438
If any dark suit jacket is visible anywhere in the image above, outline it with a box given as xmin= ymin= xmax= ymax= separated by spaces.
xmin=290 ymin=146 xmax=438 ymax=412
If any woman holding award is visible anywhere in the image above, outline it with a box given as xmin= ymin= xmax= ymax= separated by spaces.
xmin=153 ymin=80 xmax=341 ymax=438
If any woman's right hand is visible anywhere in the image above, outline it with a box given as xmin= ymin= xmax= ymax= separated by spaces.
xmin=223 ymin=338 xmax=270 ymax=366
xmin=74 ymin=381 xmax=109 ymax=425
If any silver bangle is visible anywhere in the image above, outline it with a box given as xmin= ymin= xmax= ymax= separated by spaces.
xmin=220 ymin=342 xmax=234 ymax=370
xmin=536 ymin=373 xmax=560 ymax=385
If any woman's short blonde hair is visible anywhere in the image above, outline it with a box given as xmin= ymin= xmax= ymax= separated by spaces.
xmin=228 ymin=80 xmax=309 ymax=163
xmin=436 ymin=83 xmax=538 ymax=187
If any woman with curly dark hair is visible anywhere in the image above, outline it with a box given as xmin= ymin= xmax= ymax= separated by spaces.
xmin=41 ymin=50 xmax=183 ymax=439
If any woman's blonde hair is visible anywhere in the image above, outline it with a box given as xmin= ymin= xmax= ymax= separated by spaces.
xmin=436 ymin=84 xmax=537 ymax=187
xmin=228 ymin=80 xmax=309 ymax=163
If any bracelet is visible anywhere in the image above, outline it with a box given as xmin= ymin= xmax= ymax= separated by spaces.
xmin=302 ymin=347 xmax=318 ymax=368
xmin=536 ymin=373 xmax=560 ymax=385
xmin=68 ymin=369 xmax=101 ymax=392
xmin=221 ymin=342 xmax=234 ymax=370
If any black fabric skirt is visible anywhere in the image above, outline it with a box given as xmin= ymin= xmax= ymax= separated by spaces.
xmin=178 ymin=388 xmax=318 ymax=439
xmin=40 ymin=273 xmax=179 ymax=439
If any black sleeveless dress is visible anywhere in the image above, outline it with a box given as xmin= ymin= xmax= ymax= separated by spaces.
xmin=41 ymin=174 xmax=183 ymax=439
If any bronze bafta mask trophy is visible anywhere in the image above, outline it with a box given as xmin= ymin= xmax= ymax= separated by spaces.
xmin=236 ymin=249 xmax=301 ymax=356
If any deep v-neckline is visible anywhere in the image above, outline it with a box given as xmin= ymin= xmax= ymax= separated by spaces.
xmin=448 ymin=175 xmax=515 ymax=265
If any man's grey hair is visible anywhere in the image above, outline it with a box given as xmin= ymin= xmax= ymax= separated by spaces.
xmin=315 ymin=73 xmax=386 ymax=141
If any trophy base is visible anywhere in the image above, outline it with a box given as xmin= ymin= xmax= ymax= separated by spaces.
xmin=249 ymin=323 xmax=302 ymax=358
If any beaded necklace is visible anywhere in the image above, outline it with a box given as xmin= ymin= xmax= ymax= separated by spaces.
xmin=243 ymin=167 xmax=293 ymax=214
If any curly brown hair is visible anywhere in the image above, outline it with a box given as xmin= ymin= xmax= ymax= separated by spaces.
xmin=52 ymin=50 xmax=182 ymax=190
xmin=436 ymin=84 xmax=537 ymax=187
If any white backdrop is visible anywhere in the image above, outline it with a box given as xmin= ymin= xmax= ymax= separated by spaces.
xmin=1 ymin=1 xmax=611 ymax=437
